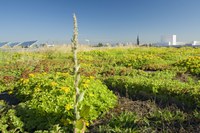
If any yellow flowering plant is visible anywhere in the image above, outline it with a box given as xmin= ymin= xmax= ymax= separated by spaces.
xmin=13 ymin=72 xmax=117 ymax=132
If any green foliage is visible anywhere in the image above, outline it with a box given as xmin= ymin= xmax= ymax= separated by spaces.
xmin=13 ymin=72 xmax=117 ymax=131
xmin=193 ymin=110 xmax=200 ymax=119
xmin=97 ymin=43 xmax=104 ymax=47
xmin=148 ymin=109 xmax=186 ymax=123
xmin=0 ymin=100 xmax=24 ymax=133
xmin=0 ymin=47 xmax=200 ymax=132
xmin=174 ymin=56 xmax=200 ymax=76
xmin=104 ymin=70 xmax=200 ymax=108
xmin=34 ymin=124 xmax=66 ymax=133
xmin=96 ymin=108 xmax=187 ymax=133
xmin=97 ymin=112 xmax=140 ymax=133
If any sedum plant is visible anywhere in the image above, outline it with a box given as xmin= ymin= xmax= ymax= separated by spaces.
xmin=14 ymin=72 xmax=117 ymax=132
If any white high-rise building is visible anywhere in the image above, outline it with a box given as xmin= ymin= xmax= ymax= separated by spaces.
xmin=159 ymin=34 xmax=177 ymax=46
xmin=172 ymin=35 xmax=176 ymax=45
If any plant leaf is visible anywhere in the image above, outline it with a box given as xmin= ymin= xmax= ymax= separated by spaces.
xmin=77 ymin=92 xmax=84 ymax=103
xmin=80 ymin=105 xmax=90 ymax=119
xmin=75 ymin=119 xmax=85 ymax=132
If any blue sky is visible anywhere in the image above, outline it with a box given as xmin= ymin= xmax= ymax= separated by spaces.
xmin=0 ymin=0 xmax=200 ymax=44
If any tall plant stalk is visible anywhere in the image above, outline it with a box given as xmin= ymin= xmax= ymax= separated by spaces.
xmin=71 ymin=14 xmax=84 ymax=133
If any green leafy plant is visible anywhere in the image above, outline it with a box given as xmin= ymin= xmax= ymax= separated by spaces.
xmin=104 ymin=70 xmax=200 ymax=109
xmin=13 ymin=72 xmax=116 ymax=132
xmin=0 ymin=100 xmax=24 ymax=133
xmin=97 ymin=112 xmax=140 ymax=133
xmin=174 ymin=56 xmax=200 ymax=76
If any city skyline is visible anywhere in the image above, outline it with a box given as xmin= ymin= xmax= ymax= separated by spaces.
xmin=0 ymin=0 xmax=200 ymax=44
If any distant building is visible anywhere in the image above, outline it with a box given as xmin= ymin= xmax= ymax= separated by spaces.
xmin=159 ymin=35 xmax=177 ymax=46
xmin=192 ymin=41 xmax=200 ymax=46
xmin=153 ymin=34 xmax=200 ymax=47
xmin=155 ymin=35 xmax=184 ymax=47
xmin=185 ymin=41 xmax=200 ymax=47
xmin=47 ymin=44 xmax=55 ymax=47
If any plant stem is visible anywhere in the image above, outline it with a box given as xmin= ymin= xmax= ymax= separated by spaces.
xmin=71 ymin=13 xmax=81 ymax=133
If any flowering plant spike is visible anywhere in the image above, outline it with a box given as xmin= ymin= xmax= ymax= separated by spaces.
xmin=71 ymin=13 xmax=85 ymax=133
